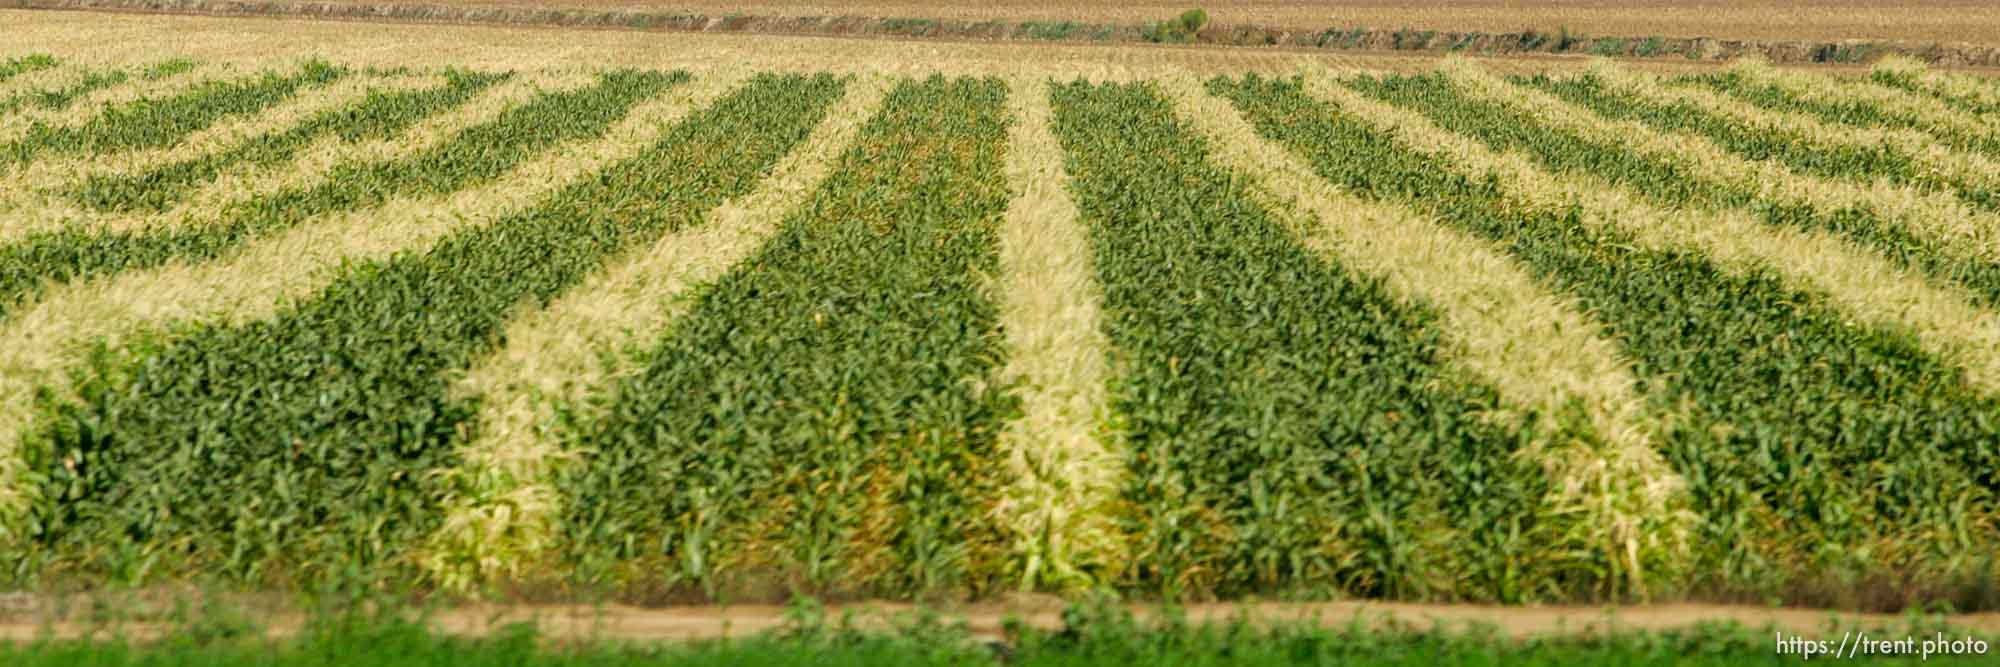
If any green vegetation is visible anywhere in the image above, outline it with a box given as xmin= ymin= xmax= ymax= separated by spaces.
xmin=1869 ymin=68 xmax=2000 ymax=116
xmin=0 ymin=54 xmax=59 ymax=82
xmin=0 ymin=57 xmax=187 ymax=115
xmin=1216 ymin=73 xmax=2000 ymax=608
xmin=3 ymin=598 xmax=1989 ymax=667
xmin=1 ymin=59 xmax=342 ymax=167
xmin=1541 ymin=73 xmax=1999 ymax=212
xmin=1048 ymin=80 xmax=1573 ymax=602
xmin=0 ymin=69 xmax=681 ymax=318
xmin=880 ymin=18 xmax=940 ymax=36
xmin=11 ymin=69 xmax=807 ymax=586
xmin=560 ymin=76 xmax=1014 ymax=599
xmin=1693 ymin=69 xmax=2000 ymax=159
xmin=71 ymin=69 xmax=508 ymax=213
xmin=1142 ymin=9 xmax=1208 ymax=44
xmin=1517 ymin=73 xmax=2000 ymax=308
xmin=1590 ymin=37 xmax=1628 ymax=57
xmin=1019 ymin=20 xmax=1084 ymax=41
xmin=1635 ymin=36 xmax=1669 ymax=57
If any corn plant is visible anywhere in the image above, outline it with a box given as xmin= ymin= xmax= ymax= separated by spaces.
xmin=1 ymin=58 xmax=342 ymax=167
xmin=0 ymin=69 xmax=681 ymax=319
xmin=1216 ymin=74 xmax=2000 ymax=607
xmin=70 ymin=68 xmax=509 ymax=213
xmin=560 ymin=76 xmax=1017 ymax=601
xmin=15 ymin=72 xmax=841 ymax=587
xmin=1049 ymin=80 xmax=1574 ymax=603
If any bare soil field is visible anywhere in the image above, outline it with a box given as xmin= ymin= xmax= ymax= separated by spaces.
xmin=239 ymin=0 xmax=2000 ymax=46
xmin=0 ymin=8 xmax=1679 ymax=75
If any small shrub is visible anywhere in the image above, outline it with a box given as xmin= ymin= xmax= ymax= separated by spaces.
xmin=1143 ymin=8 xmax=1209 ymax=43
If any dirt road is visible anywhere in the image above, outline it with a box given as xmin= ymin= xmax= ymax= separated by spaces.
xmin=274 ymin=0 xmax=2000 ymax=46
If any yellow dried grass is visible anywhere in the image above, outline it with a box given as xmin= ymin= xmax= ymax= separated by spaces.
xmin=990 ymin=73 xmax=1124 ymax=593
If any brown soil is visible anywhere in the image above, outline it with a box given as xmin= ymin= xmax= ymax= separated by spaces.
xmin=294 ymin=0 xmax=2000 ymax=46
xmin=11 ymin=0 xmax=2000 ymax=67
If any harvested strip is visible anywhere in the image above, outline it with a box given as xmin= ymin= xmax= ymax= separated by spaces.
xmin=0 ymin=72 xmax=711 ymax=552
xmin=1710 ymin=61 xmax=2000 ymax=158
xmin=1579 ymin=61 xmax=2000 ymax=213
xmin=561 ymin=76 xmax=1016 ymax=599
xmin=1871 ymin=57 xmax=2000 ymax=117
xmin=0 ymin=73 xmax=540 ymax=249
xmin=0 ymin=67 xmax=124 ymax=116
xmin=2 ymin=71 xmax=420 ymax=226
xmin=1216 ymin=72 xmax=2000 ymax=603
xmin=2 ymin=59 xmax=189 ymax=116
xmin=1162 ymin=72 xmax=1688 ymax=598
xmin=990 ymin=75 xmax=1121 ymax=593
xmin=0 ymin=70 xmax=672 ymax=318
xmin=427 ymin=74 xmax=887 ymax=592
xmin=0 ymin=59 xmax=200 ymax=145
xmin=1053 ymin=80 xmax=1561 ymax=602
xmin=0 ymin=59 xmax=337 ymax=167
xmin=1440 ymin=62 xmax=2000 ymax=310
xmin=1300 ymin=70 xmax=2000 ymax=400
xmin=69 ymin=69 xmax=505 ymax=214
xmin=16 ymin=70 xmax=815 ymax=583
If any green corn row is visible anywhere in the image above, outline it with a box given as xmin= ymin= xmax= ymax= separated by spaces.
xmin=1214 ymin=74 xmax=2000 ymax=607
xmin=1690 ymin=71 xmax=2000 ymax=158
xmin=1048 ymin=80 xmax=1573 ymax=602
xmin=13 ymin=71 xmax=841 ymax=587
xmin=1528 ymin=73 xmax=2000 ymax=213
xmin=69 ymin=68 xmax=508 ymax=213
xmin=1868 ymin=68 xmax=2000 ymax=117
xmin=1 ymin=59 xmax=341 ymax=167
xmin=1438 ymin=73 xmax=2000 ymax=310
xmin=0 ymin=58 xmax=196 ymax=116
xmin=0 ymin=69 xmax=680 ymax=319
xmin=560 ymin=76 xmax=1016 ymax=600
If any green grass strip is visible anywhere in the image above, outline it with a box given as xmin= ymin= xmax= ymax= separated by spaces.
xmin=561 ymin=76 xmax=1016 ymax=599
xmin=1050 ymin=81 xmax=1566 ymax=602
xmin=17 ymin=72 xmax=841 ymax=584
xmin=1525 ymin=73 xmax=2000 ymax=213
xmin=0 ymin=69 xmax=681 ymax=320
xmin=1 ymin=59 xmax=342 ymax=167
xmin=0 ymin=54 xmax=58 ymax=83
xmin=6 ymin=606 xmax=1958 ymax=667
xmin=1413 ymin=72 xmax=2000 ymax=310
xmin=70 ymin=69 xmax=508 ymax=213
xmin=1217 ymin=74 xmax=2000 ymax=607
xmin=1690 ymin=71 xmax=2000 ymax=158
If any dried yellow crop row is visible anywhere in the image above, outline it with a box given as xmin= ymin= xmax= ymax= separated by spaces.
xmin=990 ymin=74 xmax=1123 ymax=593
xmin=1169 ymin=70 xmax=1691 ymax=595
xmin=0 ymin=62 xmax=86 ymax=103
xmin=0 ymin=60 xmax=207 ymax=144
xmin=1725 ymin=60 xmax=2000 ymax=152
xmin=420 ymin=69 xmax=861 ymax=591
xmin=0 ymin=68 xmax=697 ymax=542
xmin=1874 ymin=56 xmax=2000 ymax=112
xmin=1586 ymin=60 xmax=2000 ymax=210
xmin=0 ymin=73 xmax=442 ymax=245
xmin=1353 ymin=61 xmax=2000 ymax=397
xmin=1440 ymin=61 xmax=2000 ymax=292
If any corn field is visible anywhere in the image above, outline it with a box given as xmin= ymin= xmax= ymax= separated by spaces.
xmin=3 ymin=51 xmax=1999 ymax=610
